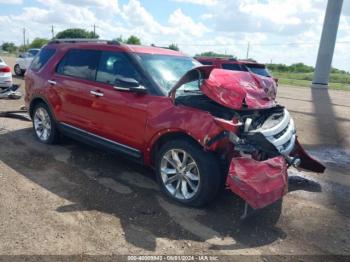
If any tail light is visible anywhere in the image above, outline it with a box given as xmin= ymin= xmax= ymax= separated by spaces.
xmin=0 ymin=66 xmax=11 ymax=73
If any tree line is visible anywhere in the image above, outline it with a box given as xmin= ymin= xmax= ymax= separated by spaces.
xmin=268 ymin=62 xmax=349 ymax=74
xmin=1 ymin=28 xmax=180 ymax=53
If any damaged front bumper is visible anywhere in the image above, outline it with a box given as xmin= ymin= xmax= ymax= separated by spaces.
xmin=226 ymin=156 xmax=288 ymax=209
xmin=222 ymin=108 xmax=325 ymax=210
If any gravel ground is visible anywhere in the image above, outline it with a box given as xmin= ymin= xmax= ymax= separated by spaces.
xmin=0 ymin=56 xmax=350 ymax=260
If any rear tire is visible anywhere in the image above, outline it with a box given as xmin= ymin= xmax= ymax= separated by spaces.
xmin=14 ymin=64 xmax=23 ymax=76
xmin=32 ymin=102 xmax=59 ymax=144
xmin=155 ymin=138 xmax=221 ymax=207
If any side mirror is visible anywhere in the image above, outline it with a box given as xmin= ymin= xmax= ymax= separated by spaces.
xmin=113 ymin=75 xmax=147 ymax=94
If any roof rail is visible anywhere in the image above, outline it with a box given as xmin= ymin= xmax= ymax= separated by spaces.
xmin=48 ymin=39 xmax=121 ymax=45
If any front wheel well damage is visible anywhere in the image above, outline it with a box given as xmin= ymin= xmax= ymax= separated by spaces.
xmin=150 ymin=132 xmax=205 ymax=167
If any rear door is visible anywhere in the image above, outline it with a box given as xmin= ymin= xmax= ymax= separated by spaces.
xmin=53 ymin=48 xmax=102 ymax=133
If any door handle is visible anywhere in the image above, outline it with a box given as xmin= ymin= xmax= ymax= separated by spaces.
xmin=90 ymin=90 xmax=104 ymax=97
xmin=48 ymin=80 xmax=57 ymax=85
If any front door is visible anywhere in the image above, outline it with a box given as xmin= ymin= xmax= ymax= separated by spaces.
xmin=87 ymin=51 xmax=150 ymax=151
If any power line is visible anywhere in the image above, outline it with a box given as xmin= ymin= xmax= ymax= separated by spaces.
xmin=158 ymin=41 xmax=350 ymax=47
xmin=51 ymin=25 xmax=55 ymax=39
xmin=246 ymin=42 xmax=250 ymax=59
xmin=23 ymin=28 xmax=26 ymax=49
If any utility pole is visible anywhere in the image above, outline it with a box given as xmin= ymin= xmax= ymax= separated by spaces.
xmin=51 ymin=25 xmax=55 ymax=39
xmin=312 ymin=0 xmax=343 ymax=88
xmin=246 ymin=42 xmax=250 ymax=59
xmin=93 ymin=24 xmax=96 ymax=38
xmin=23 ymin=28 xmax=26 ymax=50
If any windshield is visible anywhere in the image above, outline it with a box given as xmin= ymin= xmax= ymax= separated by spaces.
xmin=246 ymin=65 xmax=271 ymax=77
xmin=137 ymin=54 xmax=201 ymax=92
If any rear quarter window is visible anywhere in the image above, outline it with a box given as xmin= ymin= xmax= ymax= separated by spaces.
xmin=30 ymin=48 xmax=56 ymax=71
xmin=222 ymin=63 xmax=245 ymax=71
xmin=200 ymin=61 xmax=213 ymax=65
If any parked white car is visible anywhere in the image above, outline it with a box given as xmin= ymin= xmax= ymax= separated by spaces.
xmin=0 ymin=56 xmax=13 ymax=89
xmin=14 ymin=48 xmax=40 ymax=76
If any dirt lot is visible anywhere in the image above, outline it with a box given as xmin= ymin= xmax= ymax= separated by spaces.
xmin=1 ymin=56 xmax=350 ymax=259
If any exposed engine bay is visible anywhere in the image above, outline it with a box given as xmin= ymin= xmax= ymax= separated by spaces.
xmin=172 ymin=66 xmax=325 ymax=210
xmin=176 ymin=94 xmax=297 ymax=162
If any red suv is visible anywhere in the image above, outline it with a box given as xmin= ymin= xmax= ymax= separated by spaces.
xmin=25 ymin=39 xmax=324 ymax=213
xmin=195 ymin=57 xmax=278 ymax=85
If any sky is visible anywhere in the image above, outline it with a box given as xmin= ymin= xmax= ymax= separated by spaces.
xmin=0 ymin=0 xmax=349 ymax=71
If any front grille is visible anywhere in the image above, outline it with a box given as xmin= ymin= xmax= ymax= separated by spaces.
xmin=249 ymin=109 xmax=296 ymax=155
xmin=273 ymin=123 xmax=289 ymax=139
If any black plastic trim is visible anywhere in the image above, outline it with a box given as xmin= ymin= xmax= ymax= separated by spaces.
xmin=58 ymin=122 xmax=143 ymax=162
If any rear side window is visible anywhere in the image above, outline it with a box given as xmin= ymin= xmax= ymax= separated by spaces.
xmin=56 ymin=49 xmax=100 ymax=81
xmin=246 ymin=66 xmax=271 ymax=77
xmin=30 ymin=48 xmax=56 ymax=71
xmin=200 ymin=61 xmax=213 ymax=65
xmin=222 ymin=63 xmax=245 ymax=71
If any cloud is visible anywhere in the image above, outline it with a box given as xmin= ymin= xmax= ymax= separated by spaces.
xmin=0 ymin=0 xmax=22 ymax=4
xmin=172 ymin=0 xmax=218 ymax=6
xmin=208 ymin=0 xmax=327 ymax=35
xmin=0 ymin=0 xmax=349 ymax=71
xmin=168 ymin=9 xmax=209 ymax=37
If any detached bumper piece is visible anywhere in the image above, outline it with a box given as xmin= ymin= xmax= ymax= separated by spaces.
xmin=226 ymin=156 xmax=288 ymax=209
xmin=292 ymin=139 xmax=326 ymax=173
xmin=0 ymin=84 xmax=22 ymax=100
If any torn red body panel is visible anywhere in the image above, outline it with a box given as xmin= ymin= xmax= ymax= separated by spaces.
xmin=201 ymin=69 xmax=277 ymax=110
xmin=226 ymin=156 xmax=288 ymax=209
xmin=292 ymin=139 xmax=326 ymax=173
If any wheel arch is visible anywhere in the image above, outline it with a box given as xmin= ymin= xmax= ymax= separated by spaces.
xmin=29 ymin=96 xmax=55 ymax=120
xmin=147 ymin=130 xmax=204 ymax=167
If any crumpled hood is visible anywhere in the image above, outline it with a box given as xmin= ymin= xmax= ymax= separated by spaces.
xmin=169 ymin=66 xmax=277 ymax=110
xmin=201 ymin=69 xmax=277 ymax=110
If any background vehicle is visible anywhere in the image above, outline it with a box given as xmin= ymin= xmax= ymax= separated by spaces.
xmin=0 ymin=56 xmax=13 ymax=89
xmin=25 ymin=40 xmax=324 ymax=216
xmin=195 ymin=57 xmax=279 ymax=85
xmin=14 ymin=48 xmax=40 ymax=76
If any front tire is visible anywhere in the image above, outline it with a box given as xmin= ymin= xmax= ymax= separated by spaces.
xmin=32 ymin=102 xmax=59 ymax=144
xmin=155 ymin=139 xmax=221 ymax=207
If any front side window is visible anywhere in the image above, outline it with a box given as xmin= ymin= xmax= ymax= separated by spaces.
xmin=96 ymin=51 xmax=141 ymax=86
xmin=137 ymin=54 xmax=200 ymax=92
xmin=28 ymin=49 xmax=40 ymax=57
xmin=56 ymin=49 xmax=100 ymax=81
xmin=30 ymin=48 xmax=56 ymax=71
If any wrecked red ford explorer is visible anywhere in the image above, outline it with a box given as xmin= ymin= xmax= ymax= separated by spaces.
xmin=25 ymin=39 xmax=325 ymax=213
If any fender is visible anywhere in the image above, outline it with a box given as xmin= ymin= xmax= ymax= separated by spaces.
xmin=142 ymin=97 xmax=226 ymax=166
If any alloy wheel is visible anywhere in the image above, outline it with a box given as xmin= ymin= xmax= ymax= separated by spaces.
xmin=160 ymin=149 xmax=200 ymax=200
xmin=33 ymin=107 xmax=52 ymax=141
